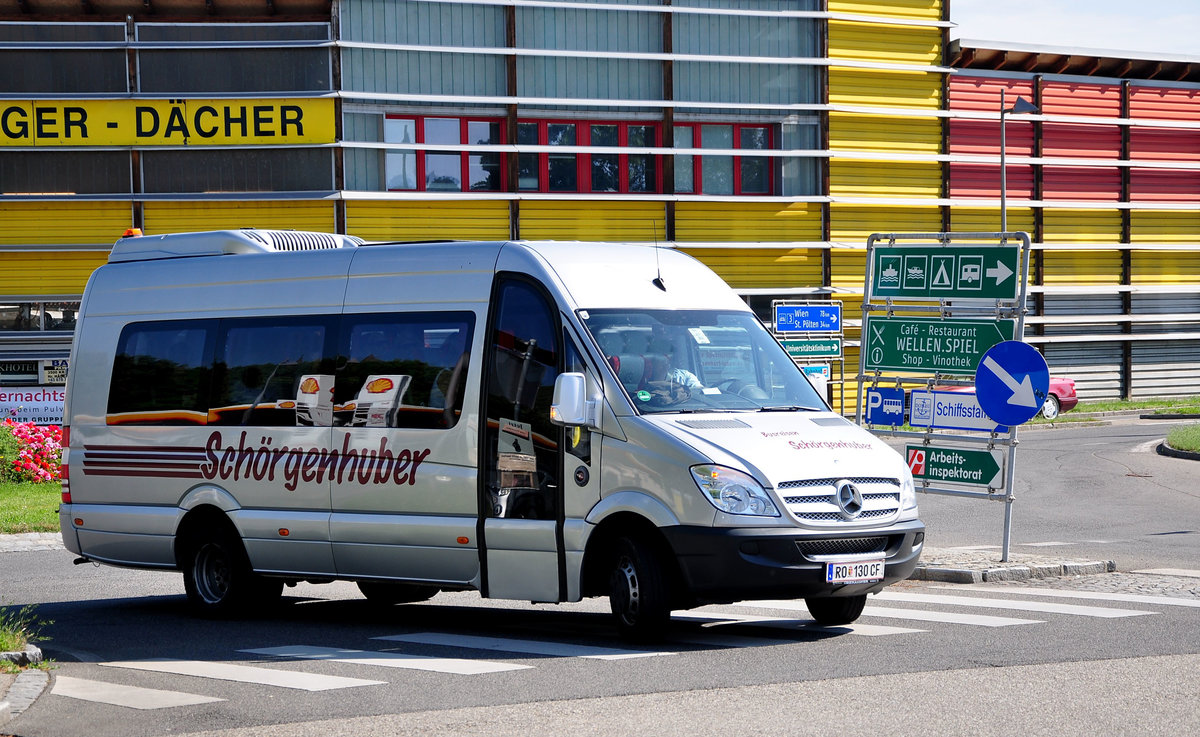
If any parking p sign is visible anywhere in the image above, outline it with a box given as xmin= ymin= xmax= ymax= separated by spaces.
xmin=865 ymin=387 xmax=905 ymax=426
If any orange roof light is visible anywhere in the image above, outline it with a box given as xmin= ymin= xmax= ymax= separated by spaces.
xmin=122 ymin=228 xmax=143 ymax=238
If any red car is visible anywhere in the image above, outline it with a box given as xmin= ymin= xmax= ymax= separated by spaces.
xmin=1040 ymin=376 xmax=1079 ymax=420
xmin=934 ymin=376 xmax=1078 ymax=420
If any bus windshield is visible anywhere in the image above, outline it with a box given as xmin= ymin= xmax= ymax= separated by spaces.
xmin=580 ymin=308 xmax=827 ymax=414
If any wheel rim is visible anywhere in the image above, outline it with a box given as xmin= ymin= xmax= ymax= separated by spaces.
xmin=613 ymin=555 xmax=641 ymax=625
xmin=1042 ymin=396 xmax=1059 ymax=419
xmin=194 ymin=544 xmax=231 ymax=605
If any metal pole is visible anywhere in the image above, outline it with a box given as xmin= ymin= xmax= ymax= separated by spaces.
xmin=1000 ymin=88 xmax=1007 ymax=233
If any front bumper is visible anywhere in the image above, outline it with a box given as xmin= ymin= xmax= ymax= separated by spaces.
xmin=662 ymin=519 xmax=924 ymax=605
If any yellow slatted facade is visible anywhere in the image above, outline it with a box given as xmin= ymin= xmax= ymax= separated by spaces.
xmin=518 ymin=201 xmax=665 ymax=242
xmin=673 ymin=202 xmax=822 ymax=243
xmin=0 ymin=203 xmax=132 ymax=246
xmin=829 ymin=205 xmax=942 ymax=243
xmin=829 ymin=114 xmax=941 ymax=154
xmin=828 ymin=0 xmax=942 ymax=21
xmin=0 ymin=251 xmax=109 ymax=296
xmin=1131 ymin=211 xmax=1200 ymax=244
xmin=828 ymin=69 xmax=942 ymax=108
xmin=827 ymin=21 xmax=941 ymax=65
xmin=949 ymin=208 xmax=1035 ymax=235
xmin=143 ymin=201 xmax=336 ymax=235
xmin=1043 ymin=209 xmax=1123 ymax=243
xmin=1130 ymin=252 xmax=1200 ymax=285
xmin=346 ymin=201 xmax=510 ymax=241
xmin=683 ymin=248 xmax=823 ymax=289
xmin=830 ymin=161 xmax=942 ymax=198
xmin=1042 ymin=251 xmax=1123 ymax=286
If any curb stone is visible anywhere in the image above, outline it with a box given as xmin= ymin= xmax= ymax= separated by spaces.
xmin=910 ymin=559 xmax=1116 ymax=584
xmin=1157 ymin=441 xmax=1200 ymax=462
xmin=0 ymin=668 xmax=49 ymax=722
xmin=0 ymin=645 xmax=43 ymax=668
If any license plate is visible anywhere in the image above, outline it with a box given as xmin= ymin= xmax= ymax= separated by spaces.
xmin=826 ymin=559 xmax=884 ymax=584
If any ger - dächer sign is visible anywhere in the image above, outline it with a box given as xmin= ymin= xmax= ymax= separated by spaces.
xmin=863 ymin=316 xmax=1015 ymax=375
xmin=871 ymin=245 xmax=1020 ymax=301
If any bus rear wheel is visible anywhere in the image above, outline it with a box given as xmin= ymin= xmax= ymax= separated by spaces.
xmin=182 ymin=526 xmax=281 ymax=616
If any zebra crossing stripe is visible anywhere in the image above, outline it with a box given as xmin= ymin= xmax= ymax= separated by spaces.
xmin=101 ymin=658 xmax=385 ymax=691
xmin=373 ymin=633 xmax=674 ymax=660
xmin=241 ymin=645 xmax=532 ymax=675
xmin=680 ymin=608 xmax=926 ymax=636
xmin=53 ymin=675 xmax=224 ymax=709
xmin=873 ymin=591 xmax=1157 ymax=618
xmin=943 ymin=584 xmax=1200 ymax=608
xmin=862 ymin=606 xmax=1043 ymax=627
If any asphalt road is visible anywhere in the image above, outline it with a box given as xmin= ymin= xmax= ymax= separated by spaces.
xmin=3 ymin=415 xmax=1198 ymax=736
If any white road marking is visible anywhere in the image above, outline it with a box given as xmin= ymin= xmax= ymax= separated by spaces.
xmin=101 ymin=658 xmax=385 ymax=691
xmin=1133 ymin=439 xmax=1163 ymax=453
xmin=874 ymin=591 xmax=1156 ymax=618
xmin=374 ymin=633 xmax=673 ymax=660
xmin=684 ymin=606 xmax=926 ymax=636
xmin=941 ymin=584 xmax=1200 ymax=608
xmin=53 ymin=675 xmax=224 ymax=709
xmin=1021 ymin=541 xmax=1078 ymax=547
xmin=241 ymin=645 xmax=531 ymax=675
xmin=1133 ymin=568 xmax=1200 ymax=579
xmin=861 ymin=606 xmax=1042 ymax=627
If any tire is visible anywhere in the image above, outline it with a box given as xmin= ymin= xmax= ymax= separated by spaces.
xmin=608 ymin=536 xmax=671 ymax=640
xmin=805 ymin=594 xmax=868 ymax=626
xmin=182 ymin=526 xmax=281 ymax=616
xmin=356 ymin=581 xmax=438 ymax=606
xmin=1041 ymin=394 xmax=1061 ymax=420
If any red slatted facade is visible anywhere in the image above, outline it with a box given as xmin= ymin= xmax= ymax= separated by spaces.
xmin=1129 ymin=86 xmax=1200 ymax=202
xmin=948 ymin=77 xmax=1035 ymax=198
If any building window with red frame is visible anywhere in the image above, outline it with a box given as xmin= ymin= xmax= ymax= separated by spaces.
xmin=519 ymin=120 xmax=660 ymax=194
xmin=385 ymin=116 xmax=503 ymax=192
xmin=674 ymin=123 xmax=772 ymax=195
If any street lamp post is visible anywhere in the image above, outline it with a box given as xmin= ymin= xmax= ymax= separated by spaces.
xmin=999 ymin=88 xmax=1041 ymax=233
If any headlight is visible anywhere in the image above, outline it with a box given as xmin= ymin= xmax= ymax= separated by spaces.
xmin=900 ymin=465 xmax=918 ymax=511
xmin=690 ymin=464 xmax=780 ymax=517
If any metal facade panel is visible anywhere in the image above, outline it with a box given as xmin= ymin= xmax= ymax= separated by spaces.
xmin=830 ymin=161 xmax=942 ymax=197
xmin=1132 ymin=294 xmax=1200 ymax=333
xmin=0 ymin=203 xmax=132 ymax=246
xmin=339 ymin=0 xmax=505 ymax=45
xmin=829 ymin=114 xmax=941 ymax=153
xmin=521 ymin=57 xmax=662 ymax=101
xmin=344 ymin=48 xmax=507 ymax=97
xmin=345 ymin=201 xmax=510 ymax=242
xmin=948 ymin=208 xmax=1034 ymax=234
xmin=1043 ymin=209 xmax=1123 ymax=243
xmin=684 ymin=248 xmax=824 ymax=288
xmin=523 ymin=6 xmax=659 ymax=54
xmin=518 ymin=201 xmax=665 ymax=241
xmin=1129 ymin=85 xmax=1200 ymax=120
xmin=1131 ymin=211 xmax=1200 ymax=244
xmin=1042 ymin=250 xmax=1123 ymax=286
xmin=948 ymin=76 xmax=1035 ymax=112
xmin=1042 ymin=165 xmax=1122 ymax=201
xmin=829 ymin=249 xmax=868 ymax=290
xmin=142 ymin=201 xmax=335 ymax=235
xmin=828 ymin=69 xmax=942 ymax=108
xmin=1131 ymin=342 xmax=1200 ymax=398
xmin=828 ymin=21 xmax=940 ymax=64
xmin=828 ymin=205 xmax=941 ymax=243
xmin=1042 ymin=341 xmax=1122 ymax=400
xmin=1040 ymin=81 xmax=1122 ymax=117
xmin=674 ymin=202 xmax=821 ymax=243
xmin=827 ymin=0 xmax=942 ymax=21
xmin=949 ymin=162 xmax=1035 ymax=199
xmin=1042 ymin=123 xmax=1122 ymax=160
xmin=0 ymin=251 xmax=109 ymax=296
xmin=1130 ymin=169 xmax=1200 ymax=202
xmin=948 ymin=119 xmax=1034 ymax=155
xmin=1131 ymin=251 xmax=1200 ymax=286
xmin=1129 ymin=127 xmax=1200 ymax=161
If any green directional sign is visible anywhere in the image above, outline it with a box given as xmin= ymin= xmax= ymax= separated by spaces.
xmin=871 ymin=246 xmax=1021 ymax=301
xmin=781 ymin=338 xmax=842 ymax=359
xmin=863 ymin=315 xmax=1015 ymax=375
xmin=905 ymin=444 xmax=1004 ymax=488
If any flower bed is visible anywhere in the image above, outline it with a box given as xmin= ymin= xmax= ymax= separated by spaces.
xmin=1 ymin=419 xmax=63 ymax=484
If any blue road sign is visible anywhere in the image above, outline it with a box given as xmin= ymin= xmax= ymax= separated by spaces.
xmin=865 ymin=387 xmax=905 ymax=426
xmin=974 ymin=341 xmax=1050 ymax=427
xmin=774 ymin=303 xmax=842 ymax=333
xmin=910 ymin=389 xmax=1008 ymax=433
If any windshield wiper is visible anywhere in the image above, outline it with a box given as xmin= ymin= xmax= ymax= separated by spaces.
xmin=758 ymin=405 xmax=822 ymax=412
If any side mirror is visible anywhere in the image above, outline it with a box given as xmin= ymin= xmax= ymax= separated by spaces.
xmin=550 ymin=372 xmax=601 ymax=429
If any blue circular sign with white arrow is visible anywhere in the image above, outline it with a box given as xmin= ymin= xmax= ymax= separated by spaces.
xmin=974 ymin=341 xmax=1050 ymax=427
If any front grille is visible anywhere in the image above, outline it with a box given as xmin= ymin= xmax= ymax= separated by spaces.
xmin=796 ymin=537 xmax=888 ymax=557
xmin=777 ymin=477 xmax=902 ymax=526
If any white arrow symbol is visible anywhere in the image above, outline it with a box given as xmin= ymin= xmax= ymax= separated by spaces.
xmin=982 ymin=355 xmax=1038 ymax=408
xmin=986 ymin=260 xmax=1014 ymax=286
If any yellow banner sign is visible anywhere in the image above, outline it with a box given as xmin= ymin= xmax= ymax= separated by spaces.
xmin=0 ymin=98 xmax=336 ymax=146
